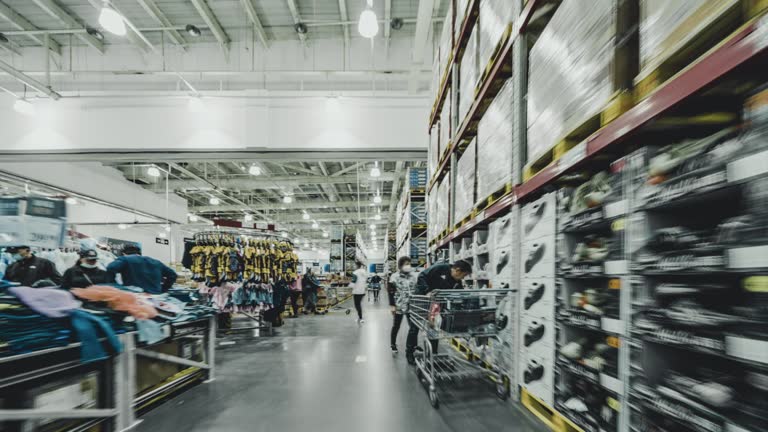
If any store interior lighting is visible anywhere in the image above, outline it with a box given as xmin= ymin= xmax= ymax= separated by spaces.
xmin=209 ymin=197 xmax=221 ymax=205
xmin=370 ymin=224 xmax=376 ymax=229
xmin=188 ymin=214 xmax=199 ymax=222
xmin=322 ymin=232 xmax=329 ymax=238
xmin=302 ymin=212 xmax=310 ymax=220
xmin=312 ymin=221 xmax=319 ymax=229
xmin=13 ymin=99 xmax=35 ymax=116
xmin=65 ymin=197 xmax=78 ymax=205
xmin=164 ymin=225 xmax=171 ymax=232
xmin=283 ymin=195 xmax=293 ymax=204
xmin=98 ymin=1 xmax=127 ymax=36
xmin=248 ymin=164 xmax=262 ymax=176
xmin=244 ymin=214 xmax=253 ymax=222
xmin=358 ymin=1 xmax=379 ymax=38
xmin=281 ymin=232 xmax=288 ymax=238
xmin=147 ymin=166 xmax=161 ymax=178
xmin=118 ymin=223 xmax=128 ymax=230
xmin=158 ymin=231 xmax=167 ymax=238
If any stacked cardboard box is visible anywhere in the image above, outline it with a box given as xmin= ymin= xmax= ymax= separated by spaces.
xmin=455 ymin=138 xmax=477 ymax=223
xmin=477 ymin=79 xmax=514 ymax=203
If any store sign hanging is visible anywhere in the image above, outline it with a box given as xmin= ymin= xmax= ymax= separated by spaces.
xmin=0 ymin=197 xmax=67 ymax=249
xmin=155 ymin=237 xmax=170 ymax=245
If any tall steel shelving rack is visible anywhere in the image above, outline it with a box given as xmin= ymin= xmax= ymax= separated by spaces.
xmin=424 ymin=0 xmax=768 ymax=430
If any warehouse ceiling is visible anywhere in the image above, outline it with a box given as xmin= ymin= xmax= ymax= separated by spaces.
xmin=109 ymin=158 xmax=423 ymax=241
xmin=0 ymin=0 xmax=449 ymax=93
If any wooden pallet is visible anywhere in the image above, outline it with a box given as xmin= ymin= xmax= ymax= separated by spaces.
xmin=476 ymin=23 xmax=515 ymax=97
xmin=635 ymin=0 xmax=766 ymax=102
xmin=523 ymin=91 xmax=634 ymax=182
xmin=453 ymin=209 xmax=478 ymax=231
xmin=521 ymin=388 xmax=585 ymax=432
xmin=450 ymin=338 xmax=495 ymax=370
xmin=475 ymin=183 xmax=514 ymax=213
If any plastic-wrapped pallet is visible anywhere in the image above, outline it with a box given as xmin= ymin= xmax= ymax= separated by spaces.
xmin=478 ymin=0 xmax=516 ymax=75
xmin=477 ymin=79 xmax=514 ymax=204
xmin=428 ymin=125 xmax=438 ymax=180
xmin=527 ymin=0 xmax=618 ymax=164
xmin=455 ymin=138 xmax=477 ymax=223
xmin=459 ymin=25 xmax=480 ymax=127
xmin=436 ymin=178 xmax=451 ymax=234
xmin=638 ymin=0 xmax=739 ymax=77
xmin=439 ymin=102 xmax=451 ymax=156
xmin=428 ymin=191 xmax=438 ymax=241
xmin=438 ymin=6 xmax=453 ymax=78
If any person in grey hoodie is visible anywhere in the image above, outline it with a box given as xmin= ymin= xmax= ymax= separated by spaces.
xmin=388 ymin=256 xmax=418 ymax=354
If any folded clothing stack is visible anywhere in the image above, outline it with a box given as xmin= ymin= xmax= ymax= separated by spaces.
xmin=0 ymin=303 xmax=72 ymax=356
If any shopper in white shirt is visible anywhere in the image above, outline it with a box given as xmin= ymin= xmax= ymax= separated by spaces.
xmin=350 ymin=261 xmax=368 ymax=324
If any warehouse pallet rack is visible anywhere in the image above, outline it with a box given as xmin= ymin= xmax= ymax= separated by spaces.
xmin=0 ymin=316 xmax=216 ymax=431
xmin=396 ymin=168 xmax=429 ymax=267
xmin=426 ymin=0 xmax=768 ymax=431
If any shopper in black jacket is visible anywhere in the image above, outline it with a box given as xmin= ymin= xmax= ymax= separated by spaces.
xmin=302 ymin=268 xmax=321 ymax=315
xmin=405 ymin=260 xmax=472 ymax=365
xmin=3 ymin=246 xmax=62 ymax=287
xmin=61 ymin=249 xmax=109 ymax=290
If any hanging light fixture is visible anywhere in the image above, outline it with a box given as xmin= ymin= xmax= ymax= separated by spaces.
xmin=158 ymin=231 xmax=167 ymax=238
xmin=118 ymin=223 xmax=128 ymax=230
xmin=13 ymin=99 xmax=35 ymax=116
xmin=209 ymin=197 xmax=221 ymax=205
xmin=358 ymin=0 xmax=379 ymax=38
xmin=281 ymin=232 xmax=288 ymax=238
xmin=374 ymin=213 xmax=382 ymax=221
xmin=164 ymin=225 xmax=172 ymax=232
xmin=370 ymin=161 xmax=381 ymax=178
xmin=188 ymin=214 xmax=199 ymax=222
xmin=283 ymin=195 xmax=293 ymax=204
xmin=147 ymin=166 xmax=161 ymax=177
xmin=373 ymin=188 xmax=382 ymax=204
xmin=370 ymin=224 xmax=376 ymax=229
xmin=98 ymin=1 xmax=127 ymax=36
xmin=312 ymin=221 xmax=319 ymax=229
xmin=304 ymin=242 xmax=310 ymax=248
xmin=65 ymin=197 xmax=78 ymax=205
xmin=302 ymin=212 xmax=310 ymax=220
xmin=244 ymin=214 xmax=253 ymax=222
xmin=248 ymin=164 xmax=261 ymax=176
xmin=322 ymin=232 xmax=329 ymax=238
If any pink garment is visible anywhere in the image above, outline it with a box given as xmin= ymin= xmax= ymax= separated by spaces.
xmin=290 ymin=277 xmax=302 ymax=292
xmin=71 ymin=285 xmax=158 ymax=319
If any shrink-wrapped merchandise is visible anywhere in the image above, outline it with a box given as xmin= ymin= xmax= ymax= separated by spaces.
xmin=478 ymin=0 xmax=516 ymax=74
xmin=428 ymin=191 xmax=438 ymax=241
xmin=429 ymin=125 xmax=439 ymax=179
xmin=455 ymin=138 xmax=477 ymax=222
xmin=438 ymin=4 xmax=454 ymax=78
xmin=638 ymin=0 xmax=739 ymax=77
xmin=436 ymin=177 xmax=451 ymax=234
xmin=527 ymin=0 xmax=617 ymax=164
xmin=459 ymin=26 xmax=479 ymax=127
xmin=477 ymin=80 xmax=514 ymax=202
xmin=439 ymin=99 xmax=451 ymax=156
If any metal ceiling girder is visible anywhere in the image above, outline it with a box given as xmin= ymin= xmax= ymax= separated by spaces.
xmin=337 ymin=0 xmax=349 ymax=52
xmin=30 ymin=0 xmax=104 ymax=53
xmin=0 ymin=1 xmax=61 ymax=54
xmin=0 ymin=58 xmax=61 ymax=99
xmin=86 ymin=0 xmax=154 ymax=53
xmin=285 ymin=0 xmax=307 ymax=42
xmin=136 ymin=0 xmax=186 ymax=48
xmin=239 ymin=0 xmax=269 ymax=50
xmin=191 ymin=199 xmax=390 ymax=213
xmin=189 ymin=0 xmax=230 ymax=50
xmin=166 ymin=172 xmax=396 ymax=190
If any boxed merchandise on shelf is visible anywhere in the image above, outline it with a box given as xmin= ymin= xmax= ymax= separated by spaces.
xmin=478 ymin=0 xmax=516 ymax=74
xmin=429 ymin=125 xmax=439 ymax=178
xmin=526 ymin=0 xmax=638 ymax=167
xmin=439 ymin=99 xmax=452 ymax=159
xmin=476 ymin=79 xmax=514 ymax=204
xmin=436 ymin=177 xmax=451 ymax=236
xmin=454 ymin=138 xmax=477 ymax=224
xmin=459 ymin=25 xmax=480 ymax=126
xmin=428 ymin=191 xmax=438 ymax=242
xmin=407 ymin=167 xmax=428 ymax=190
xmin=439 ymin=0 xmax=454 ymax=73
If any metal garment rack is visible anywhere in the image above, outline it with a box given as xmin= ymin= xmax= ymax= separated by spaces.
xmin=0 ymin=315 xmax=217 ymax=431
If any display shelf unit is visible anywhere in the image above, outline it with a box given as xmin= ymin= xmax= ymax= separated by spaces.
xmin=0 ymin=317 xmax=216 ymax=431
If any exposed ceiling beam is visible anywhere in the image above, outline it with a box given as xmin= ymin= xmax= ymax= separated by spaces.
xmin=331 ymin=162 xmax=362 ymax=177
xmin=387 ymin=161 xmax=404 ymax=223
xmin=0 ymin=38 xmax=20 ymax=56
xmin=192 ymin=199 xmax=391 ymax=213
xmin=86 ymin=0 xmax=154 ymax=53
xmin=0 ymin=58 xmax=61 ymax=99
xmin=0 ymin=1 xmax=61 ymax=55
xmin=337 ymin=0 xmax=349 ymax=53
xmin=190 ymin=0 xmax=230 ymax=50
xmin=411 ymin=0 xmax=435 ymax=64
xmin=384 ymin=0 xmax=391 ymax=54
xmin=30 ymin=0 xmax=104 ymax=53
xmin=273 ymin=212 xmax=389 ymax=224
xmin=240 ymin=0 xmax=269 ymax=50
xmin=285 ymin=0 xmax=307 ymax=43
xmin=166 ymin=173 xmax=395 ymax=190
xmin=271 ymin=162 xmax=317 ymax=176
xmin=136 ymin=0 xmax=186 ymax=48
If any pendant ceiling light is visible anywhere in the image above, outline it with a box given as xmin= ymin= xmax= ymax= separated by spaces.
xmin=147 ymin=166 xmax=161 ymax=177
xmin=188 ymin=214 xmax=199 ymax=222
xmin=244 ymin=214 xmax=253 ymax=222
xmin=322 ymin=232 xmax=329 ymax=238
xmin=209 ymin=197 xmax=221 ymax=205
xmin=302 ymin=212 xmax=310 ymax=220
xmin=370 ymin=161 xmax=381 ymax=178
xmin=358 ymin=1 xmax=379 ymax=38
xmin=99 ymin=1 xmax=127 ymax=36
xmin=312 ymin=222 xmax=319 ymax=229
xmin=281 ymin=232 xmax=288 ymax=238
xmin=248 ymin=164 xmax=261 ymax=176
xmin=283 ymin=195 xmax=293 ymax=204
xmin=118 ymin=223 xmax=128 ymax=230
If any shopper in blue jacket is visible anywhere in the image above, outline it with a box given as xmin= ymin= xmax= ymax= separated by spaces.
xmin=107 ymin=245 xmax=177 ymax=294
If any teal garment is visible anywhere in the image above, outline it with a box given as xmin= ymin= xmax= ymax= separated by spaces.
xmin=107 ymin=255 xmax=177 ymax=294
xmin=136 ymin=319 xmax=166 ymax=345
xmin=69 ymin=309 xmax=122 ymax=363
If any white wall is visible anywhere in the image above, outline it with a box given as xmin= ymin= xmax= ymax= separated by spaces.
xmin=0 ymin=93 xmax=429 ymax=155
xmin=75 ymin=224 xmax=178 ymax=264
xmin=0 ymin=162 xmax=188 ymax=223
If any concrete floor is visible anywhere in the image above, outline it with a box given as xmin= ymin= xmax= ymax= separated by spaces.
xmin=135 ymin=298 xmax=548 ymax=432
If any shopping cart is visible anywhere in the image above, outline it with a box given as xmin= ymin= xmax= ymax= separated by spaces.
xmin=367 ymin=282 xmax=382 ymax=303
xmin=409 ymin=289 xmax=516 ymax=409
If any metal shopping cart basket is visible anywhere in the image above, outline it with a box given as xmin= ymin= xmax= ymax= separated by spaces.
xmin=409 ymin=289 xmax=516 ymax=409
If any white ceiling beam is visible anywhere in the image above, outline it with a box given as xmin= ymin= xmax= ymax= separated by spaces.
xmin=384 ymin=0 xmax=391 ymax=54
xmin=411 ymin=0 xmax=435 ymax=64
xmin=331 ymin=162 xmax=362 ymax=177
xmin=240 ymin=0 xmax=268 ymax=50
xmin=0 ymin=1 xmax=61 ymax=55
xmin=285 ymin=0 xmax=307 ymax=43
xmin=192 ymin=199 xmax=391 ymax=213
xmin=337 ymin=0 xmax=349 ymax=53
xmin=0 ymin=38 xmax=20 ymax=56
xmin=190 ymin=0 xmax=230 ymax=50
xmin=30 ymin=0 xmax=104 ymax=53
xmin=86 ymin=0 xmax=154 ymax=53
xmin=271 ymin=162 xmax=317 ymax=176
xmin=274 ymin=212 xmax=387 ymax=223
xmin=136 ymin=0 xmax=186 ymax=48
xmin=165 ymin=173 xmax=396 ymax=190
xmin=0 ymin=58 xmax=61 ymax=99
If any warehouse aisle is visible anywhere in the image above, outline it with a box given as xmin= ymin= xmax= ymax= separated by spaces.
xmin=135 ymin=299 xmax=546 ymax=432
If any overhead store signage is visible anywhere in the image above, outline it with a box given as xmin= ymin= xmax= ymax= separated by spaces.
xmin=0 ymin=197 xmax=67 ymax=249
xmin=99 ymin=237 xmax=142 ymax=256
xmin=156 ymin=237 xmax=169 ymax=245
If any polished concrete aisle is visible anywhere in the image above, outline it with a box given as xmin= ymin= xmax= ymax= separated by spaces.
xmin=135 ymin=299 xmax=547 ymax=432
